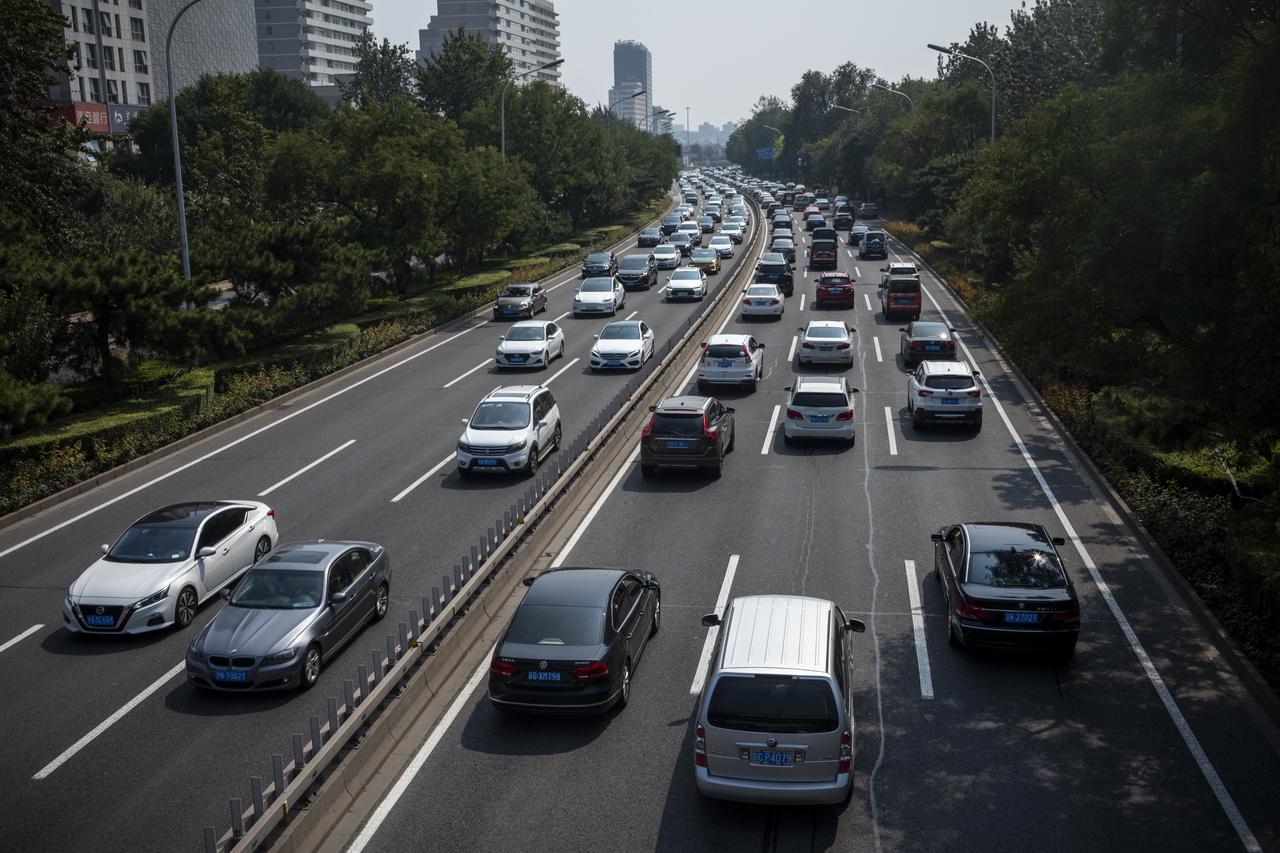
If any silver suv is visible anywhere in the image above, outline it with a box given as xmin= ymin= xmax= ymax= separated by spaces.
xmin=694 ymin=595 xmax=865 ymax=804
xmin=456 ymin=385 xmax=562 ymax=477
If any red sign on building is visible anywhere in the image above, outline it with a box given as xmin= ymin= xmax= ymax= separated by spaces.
xmin=53 ymin=102 xmax=110 ymax=134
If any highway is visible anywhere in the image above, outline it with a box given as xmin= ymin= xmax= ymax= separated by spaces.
xmin=342 ymin=185 xmax=1280 ymax=853
xmin=0 ymin=190 xmax=758 ymax=852
xmin=1 ymin=178 xmax=1279 ymax=853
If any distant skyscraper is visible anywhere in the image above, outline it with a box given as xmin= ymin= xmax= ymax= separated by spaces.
xmin=255 ymin=0 xmax=371 ymax=90
xmin=610 ymin=40 xmax=651 ymax=129
xmin=722 ymin=121 xmax=737 ymax=137
xmin=418 ymin=1 xmax=561 ymax=84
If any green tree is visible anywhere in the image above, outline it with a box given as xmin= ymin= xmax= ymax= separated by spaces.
xmin=341 ymin=32 xmax=415 ymax=107
xmin=415 ymin=29 xmax=512 ymax=123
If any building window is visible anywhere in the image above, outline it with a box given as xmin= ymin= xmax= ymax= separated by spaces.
xmin=133 ymin=49 xmax=148 ymax=73
xmin=88 ymin=76 xmax=100 ymax=101
xmin=85 ymin=42 xmax=98 ymax=69
xmin=121 ymin=80 xmax=129 ymax=104
xmin=99 ymin=11 xmax=112 ymax=36
xmin=82 ymin=8 xmax=94 ymax=33
xmin=102 ymin=46 xmax=115 ymax=70
xmin=107 ymin=79 xmax=119 ymax=104
xmin=129 ymin=0 xmax=142 ymax=7
xmin=131 ymin=17 xmax=145 ymax=41
xmin=69 ymin=4 xmax=79 ymax=31
xmin=137 ymin=81 xmax=151 ymax=105
xmin=78 ymin=76 xmax=87 ymax=101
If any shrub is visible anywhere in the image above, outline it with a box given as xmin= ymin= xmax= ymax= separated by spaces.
xmin=885 ymin=220 xmax=922 ymax=245
xmin=443 ymin=270 xmax=510 ymax=295
xmin=545 ymin=242 xmax=581 ymax=256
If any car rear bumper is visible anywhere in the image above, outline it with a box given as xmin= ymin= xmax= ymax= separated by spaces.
xmin=956 ymin=619 xmax=1079 ymax=651
xmin=617 ymin=277 xmax=652 ymax=290
xmin=488 ymin=680 xmax=620 ymax=714
xmin=811 ymin=258 xmax=839 ymax=269
xmin=697 ymin=368 xmax=756 ymax=383
xmin=815 ymin=291 xmax=854 ymax=305
xmin=798 ymin=350 xmax=854 ymax=365
xmin=695 ymin=767 xmax=851 ymax=805
xmin=917 ymin=403 xmax=981 ymax=422
xmin=783 ymin=420 xmax=855 ymax=440
xmin=741 ymin=305 xmax=784 ymax=317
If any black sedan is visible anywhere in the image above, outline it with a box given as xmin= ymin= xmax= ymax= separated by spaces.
xmin=581 ymin=251 xmax=618 ymax=278
xmin=932 ymin=522 xmax=1080 ymax=658
xmin=637 ymin=227 xmax=664 ymax=247
xmin=488 ymin=568 xmax=660 ymax=713
xmin=616 ymin=253 xmax=657 ymax=290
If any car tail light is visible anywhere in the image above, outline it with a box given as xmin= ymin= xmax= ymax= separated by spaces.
xmin=642 ymin=416 xmax=656 ymax=439
xmin=571 ymin=661 xmax=609 ymax=680
xmin=489 ymin=657 xmax=515 ymax=677
xmin=838 ymin=730 xmax=852 ymax=773
xmin=703 ymin=415 xmax=718 ymax=440
xmin=743 ymin=299 xmax=752 ymax=306
xmin=917 ymin=389 xmax=934 ymax=397
xmin=801 ymin=342 xmax=815 ymax=349
xmin=1048 ymin=602 xmax=1081 ymax=622
xmin=955 ymin=601 xmax=992 ymax=620
xmin=838 ymin=343 xmax=851 ymax=350
xmin=266 ymin=508 xmax=275 ymax=518
xmin=966 ymin=389 xmax=981 ymax=398
xmin=911 ymin=341 xmax=925 ymax=349
xmin=836 ymin=409 xmax=854 ymax=421
xmin=694 ymin=724 xmax=707 ymax=767
xmin=786 ymin=407 xmax=803 ymax=420
xmin=740 ymin=345 xmax=750 ymax=361
xmin=769 ymin=299 xmax=780 ymax=305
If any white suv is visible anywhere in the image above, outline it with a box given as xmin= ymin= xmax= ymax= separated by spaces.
xmin=880 ymin=261 xmax=918 ymax=287
xmin=906 ymin=361 xmax=982 ymax=432
xmin=457 ymin=386 xmax=562 ymax=477
xmin=697 ymin=334 xmax=767 ymax=391
xmin=783 ymin=376 xmax=858 ymax=444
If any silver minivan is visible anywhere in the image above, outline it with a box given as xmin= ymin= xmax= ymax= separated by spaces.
xmin=694 ymin=595 xmax=865 ymax=804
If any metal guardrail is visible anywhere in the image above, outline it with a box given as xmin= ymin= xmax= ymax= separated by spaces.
xmin=202 ymin=189 xmax=765 ymax=853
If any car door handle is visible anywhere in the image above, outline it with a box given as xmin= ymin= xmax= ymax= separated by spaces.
xmin=221 ymin=547 xmax=230 ymax=554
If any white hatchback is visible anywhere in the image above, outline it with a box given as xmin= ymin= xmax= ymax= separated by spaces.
xmin=741 ymin=284 xmax=784 ymax=319
xmin=797 ymin=320 xmax=855 ymax=367
xmin=783 ymin=376 xmax=858 ymax=444
xmin=666 ymin=267 xmax=708 ymax=301
xmin=653 ymin=244 xmax=681 ymax=269
xmin=708 ymin=235 xmax=734 ymax=258
xmin=697 ymin=333 xmax=767 ymax=391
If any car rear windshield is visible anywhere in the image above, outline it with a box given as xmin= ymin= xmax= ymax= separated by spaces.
xmin=967 ymin=548 xmax=1068 ymax=589
xmin=505 ymin=326 xmax=545 ymax=341
xmin=888 ymin=281 xmax=920 ymax=294
xmin=746 ymin=286 xmax=777 ymax=296
xmin=807 ymin=327 xmax=845 ymax=339
xmin=708 ymin=675 xmax=839 ymax=734
xmin=812 ymin=241 xmax=837 ymax=251
xmin=650 ymin=412 xmax=706 ymax=436
xmin=911 ymin=323 xmax=949 ymax=337
xmin=758 ymin=263 xmax=788 ymax=274
xmin=791 ymin=391 xmax=848 ymax=407
xmin=706 ymin=344 xmax=746 ymax=358
xmin=924 ymin=375 xmax=974 ymax=390
xmin=230 ymin=569 xmax=324 ymax=609
xmin=505 ymin=604 xmax=603 ymax=646
xmin=773 ymin=239 xmax=794 ymax=248
xmin=107 ymin=525 xmax=195 ymax=563
xmin=692 ymin=249 xmax=716 ymax=260
xmin=619 ymin=256 xmax=649 ymax=270
xmin=865 ymin=232 xmax=885 ymax=241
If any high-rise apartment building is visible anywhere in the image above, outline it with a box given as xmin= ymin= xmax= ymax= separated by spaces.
xmin=652 ymin=104 xmax=674 ymax=136
xmin=418 ymin=1 xmax=561 ymax=84
xmin=256 ymin=0 xmax=372 ymax=89
xmin=149 ymin=0 xmax=257 ymax=102
xmin=609 ymin=40 xmax=650 ymax=129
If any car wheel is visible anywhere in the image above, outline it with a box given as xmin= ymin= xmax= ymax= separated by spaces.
xmin=552 ymin=422 xmax=562 ymax=451
xmin=616 ymin=660 xmax=632 ymax=710
xmin=912 ymin=407 xmax=925 ymax=430
xmin=301 ymin=644 xmax=322 ymax=689
xmin=253 ymin=535 xmax=272 ymax=565
xmin=649 ymin=594 xmax=661 ymax=637
xmin=709 ymin=461 xmax=723 ymax=479
xmin=973 ymin=412 xmax=983 ymax=433
xmin=543 ymin=348 xmax=551 ymax=367
xmin=947 ymin=619 xmax=961 ymax=648
xmin=525 ymin=445 xmax=539 ymax=478
xmin=727 ymin=428 xmax=735 ymax=453
xmin=373 ymin=582 xmax=389 ymax=621
xmin=559 ymin=341 xmax=565 ymax=359
xmin=640 ymin=463 xmax=657 ymax=478
xmin=173 ymin=586 xmax=198 ymax=630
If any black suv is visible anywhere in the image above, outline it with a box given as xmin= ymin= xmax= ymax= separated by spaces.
xmin=616 ymin=254 xmax=657 ymax=290
xmin=660 ymin=214 xmax=683 ymax=236
xmin=581 ymin=251 xmax=618 ymax=278
xmin=640 ymin=396 xmax=736 ymax=479
xmin=637 ymin=227 xmax=664 ymax=247
xmin=754 ymin=252 xmax=794 ymax=296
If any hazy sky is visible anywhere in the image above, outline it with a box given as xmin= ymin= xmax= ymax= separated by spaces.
xmin=371 ymin=1 xmax=1029 ymax=128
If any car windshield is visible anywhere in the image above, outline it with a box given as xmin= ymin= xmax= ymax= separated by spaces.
xmin=746 ymin=286 xmax=776 ymax=296
xmin=619 ymin=256 xmax=649 ymax=270
xmin=505 ymin=604 xmax=603 ymax=646
xmin=655 ymin=247 xmax=676 ymax=255
xmin=500 ymin=286 xmax=533 ymax=298
xmin=967 ymin=548 xmax=1068 ymax=589
xmin=711 ymin=236 xmax=730 ymax=244
xmin=708 ymin=675 xmax=839 ymax=734
xmin=792 ymin=390 xmax=848 ymax=407
xmin=600 ymin=324 xmax=640 ymax=340
xmin=505 ymin=326 xmax=545 ymax=342
xmin=580 ymin=279 xmax=614 ymax=293
xmin=586 ymin=253 xmax=611 ymax=264
xmin=671 ymin=235 xmax=690 ymax=244
xmin=807 ymin=327 xmax=845 ymax=339
xmin=692 ymin=250 xmax=716 ymax=260
xmin=229 ymin=569 xmax=324 ymax=609
xmin=470 ymin=401 xmax=531 ymax=430
xmin=106 ymin=525 xmax=195 ymax=563
xmin=925 ymin=375 xmax=976 ymax=390
xmin=641 ymin=229 xmax=659 ymax=236
xmin=671 ymin=270 xmax=701 ymax=281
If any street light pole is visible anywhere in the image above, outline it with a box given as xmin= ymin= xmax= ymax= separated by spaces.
xmin=928 ymin=43 xmax=995 ymax=144
xmin=871 ymin=82 xmax=914 ymax=112
xmin=685 ymin=106 xmax=690 ymax=166
xmin=649 ymin=109 xmax=674 ymax=133
xmin=606 ymin=89 xmax=646 ymax=131
xmin=501 ymin=57 xmax=565 ymax=157
xmin=831 ymin=104 xmax=861 ymax=116
xmin=165 ymin=0 xmax=210 ymax=280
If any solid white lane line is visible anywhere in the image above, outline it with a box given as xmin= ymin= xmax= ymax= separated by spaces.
xmin=787 ymin=335 xmax=798 ymax=362
xmin=544 ymin=357 xmax=580 ymax=385
xmin=442 ymin=359 xmax=490 ymax=389
xmin=258 ymin=439 xmax=356 ymax=497
xmin=761 ymin=405 xmax=781 ymax=455
xmin=883 ymin=407 xmax=898 ymax=456
xmin=0 ymin=624 xmax=43 ymax=655
xmin=0 ymin=323 xmax=490 ymax=560
xmin=903 ymin=560 xmax=935 ymax=700
xmin=690 ymin=554 xmax=740 ymax=695
xmin=390 ymin=453 xmax=454 ymax=503
xmin=873 ymin=337 xmax=883 ymax=362
xmin=799 ymin=294 xmax=807 ymax=311
xmin=551 ymin=447 xmax=639 ymax=567
xmin=346 ymin=654 xmax=490 ymax=853
xmin=553 ymin=310 xmax=570 ymax=322
xmin=914 ymin=281 xmax=1261 ymax=852
xmin=34 ymin=661 xmax=184 ymax=779
xmin=624 ymin=310 xmax=639 ymax=320
xmin=864 ymin=293 xmax=873 ymax=311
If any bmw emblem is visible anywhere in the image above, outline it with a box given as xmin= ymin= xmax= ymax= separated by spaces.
xmin=766 ymin=737 xmax=777 ymax=748
xmin=96 ymin=606 xmax=104 ymax=615
xmin=539 ymin=660 xmax=547 ymax=670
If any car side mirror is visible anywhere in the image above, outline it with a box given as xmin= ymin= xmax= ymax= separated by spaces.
xmin=460 ymin=418 xmax=469 ymax=426
xmin=950 ymin=327 xmax=957 ymax=333
xmin=593 ymin=334 xmax=600 ymax=340
xmin=701 ymin=614 xmax=721 ymax=627
xmin=197 ymin=546 xmax=217 ymax=559
xmin=898 ymin=327 xmax=906 ymax=332
xmin=498 ymin=335 xmax=505 ymax=341
xmin=100 ymin=543 xmax=110 ymax=555
xmin=221 ymin=588 xmax=232 ymax=601
xmin=537 ymin=419 xmax=548 ymax=429
xmin=522 ymin=576 xmax=537 ymax=587
xmin=930 ymin=533 xmax=944 ymax=542
xmin=758 ymin=343 xmax=766 ymax=348
xmin=973 ymin=371 xmax=982 ymax=377
xmin=648 ymin=405 xmax=657 ymax=412
xmin=330 ymin=590 xmax=348 ymax=605
xmin=1052 ymin=536 xmax=1066 ymax=546
xmin=846 ymin=619 xmax=867 ymax=633
xmin=850 ymin=388 xmax=860 ymax=393
xmin=784 ymin=386 xmax=793 ymax=392
xmin=645 ymin=579 xmax=660 ymax=590
xmin=724 ymin=407 xmax=735 ymax=414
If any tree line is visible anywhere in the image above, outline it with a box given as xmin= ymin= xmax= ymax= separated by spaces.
xmin=0 ymin=6 xmax=677 ymax=435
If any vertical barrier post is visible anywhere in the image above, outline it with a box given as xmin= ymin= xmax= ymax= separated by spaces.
xmin=230 ymin=798 xmax=245 ymax=837
xmin=371 ymin=649 xmax=383 ymax=684
xmin=343 ymin=679 xmax=355 ymax=715
xmin=203 ymin=826 xmax=217 ymax=853
xmin=272 ymin=754 xmax=286 ymax=802
xmin=250 ymin=776 xmax=265 ymax=819
xmin=309 ymin=715 xmax=322 ymax=756
xmin=357 ymin=665 xmax=369 ymax=702
xmin=327 ymin=697 xmax=339 ymax=737
xmin=292 ymin=733 xmax=305 ymax=777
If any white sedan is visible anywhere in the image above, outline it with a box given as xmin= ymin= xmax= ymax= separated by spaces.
xmin=797 ymin=320 xmax=856 ymax=366
xmin=496 ymin=320 xmax=566 ymax=369
xmin=720 ymin=223 xmax=745 ymax=244
xmin=741 ymin=284 xmax=785 ymax=319
xmin=708 ymin=235 xmax=734 ymax=258
xmin=573 ymin=276 xmax=625 ymax=317
xmin=590 ymin=319 xmax=655 ymax=370
xmin=666 ymin=267 xmax=708 ymax=301
xmin=64 ymin=501 xmax=278 ymax=634
xmin=653 ymin=244 xmax=681 ymax=269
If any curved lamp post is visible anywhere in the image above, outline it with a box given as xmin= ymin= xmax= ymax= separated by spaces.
xmin=871 ymin=81 xmax=914 ymax=112
xmin=165 ymin=0 xmax=211 ymax=280
xmin=928 ymin=43 xmax=995 ymax=144
xmin=501 ymin=57 xmax=565 ymax=157
xmin=606 ymin=89 xmax=646 ymax=131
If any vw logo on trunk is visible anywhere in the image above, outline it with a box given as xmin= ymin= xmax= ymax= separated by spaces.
xmin=95 ymin=606 xmax=104 ymax=615
xmin=538 ymin=661 xmax=548 ymax=670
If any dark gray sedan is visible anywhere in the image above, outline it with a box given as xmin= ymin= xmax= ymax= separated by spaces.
xmin=186 ymin=540 xmax=391 ymax=692
xmin=493 ymin=283 xmax=547 ymax=320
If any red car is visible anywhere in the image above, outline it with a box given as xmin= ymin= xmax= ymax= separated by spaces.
xmin=815 ymin=272 xmax=856 ymax=307
xmin=810 ymin=239 xmax=839 ymax=270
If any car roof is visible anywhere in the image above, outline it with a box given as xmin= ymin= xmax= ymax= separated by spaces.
xmin=708 ymin=333 xmax=750 ymax=345
xmin=920 ymin=360 xmax=973 ymax=376
xmin=794 ymin=376 xmax=845 ymax=392
xmin=524 ymin=567 xmax=625 ymax=606
xmin=806 ymin=320 xmax=847 ymax=330
xmin=508 ymin=320 xmax=548 ymax=329
xmin=265 ymin=539 xmax=381 ymax=571
xmin=759 ymin=252 xmax=787 ymax=263
xmin=485 ymin=385 xmax=543 ymax=400
xmin=719 ymin=595 xmax=834 ymax=675
xmin=136 ymin=502 xmax=237 ymax=528
xmin=656 ymin=395 xmax=712 ymax=413
xmin=963 ymin=522 xmax=1053 ymax=552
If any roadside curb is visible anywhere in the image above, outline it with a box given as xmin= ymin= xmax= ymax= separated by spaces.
xmin=896 ymin=236 xmax=1280 ymax=745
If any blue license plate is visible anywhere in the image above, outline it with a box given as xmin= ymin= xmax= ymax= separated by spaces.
xmin=926 ymin=344 xmax=940 ymax=350
xmin=509 ymin=355 xmax=526 ymax=362
xmin=810 ymin=415 xmax=830 ymax=423
xmin=214 ymin=670 xmax=248 ymax=682
xmin=666 ymin=439 xmax=690 ymax=449
xmin=940 ymin=398 xmax=959 ymax=405
xmin=1003 ymin=611 xmax=1040 ymax=624
xmin=752 ymin=750 xmax=793 ymax=767
xmin=527 ymin=671 xmax=561 ymax=682
xmin=819 ymin=346 xmax=833 ymax=352
xmin=606 ymin=360 xmax=622 ymax=367
xmin=84 ymin=614 xmax=115 ymax=627
xmin=476 ymin=458 xmax=499 ymax=466
xmin=717 ymin=360 xmax=732 ymax=368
